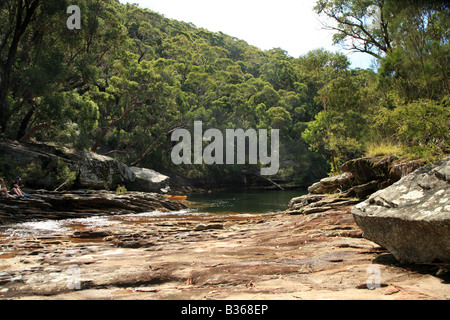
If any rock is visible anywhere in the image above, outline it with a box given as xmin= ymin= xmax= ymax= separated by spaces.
xmin=125 ymin=167 xmax=170 ymax=193
xmin=193 ymin=223 xmax=224 ymax=231
xmin=1 ymin=199 xmax=449 ymax=299
xmin=77 ymin=152 xmax=134 ymax=189
xmin=389 ymin=160 xmax=426 ymax=182
xmin=306 ymin=181 xmax=323 ymax=194
xmin=286 ymin=194 xmax=360 ymax=215
xmin=0 ymin=140 xmax=73 ymax=189
xmin=352 ymin=157 xmax=450 ymax=264
xmin=106 ymin=234 xmax=155 ymax=248
xmin=308 ymin=156 xmax=427 ymax=200
xmin=0 ymin=140 xmax=168 ymax=192
xmin=289 ymin=194 xmax=325 ymax=209
xmin=340 ymin=180 xmax=379 ymax=199
xmin=0 ymin=191 xmax=187 ymax=224
xmin=341 ymin=156 xmax=397 ymax=185
xmin=72 ymin=230 xmax=111 ymax=239
xmin=308 ymin=172 xmax=354 ymax=194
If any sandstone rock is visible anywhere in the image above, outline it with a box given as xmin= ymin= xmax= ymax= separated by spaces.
xmin=389 ymin=160 xmax=425 ymax=182
xmin=340 ymin=180 xmax=379 ymax=199
xmin=193 ymin=223 xmax=224 ymax=231
xmin=352 ymin=157 xmax=450 ymax=264
xmin=313 ymin=156 xmax=427 ymax=199
xmin=0 ymin=140 xmax=72 ymax=189
xmin=72 ymin=230 xmax=111 ymax=239
xmin=0 ymin=191 xmax=187 ymax=224
xmin=306 ymin=181 xmax=323 ymax=194
xmin=308 ymin=172 xmax=354 ymax=194
xmin=287 ymin=194 xmax=360 ymax=215
xmin=1 ymin=199 xmax=449 ymax=299
xmin=77 ymin=152 xmax=134 ymax=189
xmin=0 ymin=140 xmax=168 ymax=192
xmin=125 ymin=167 xmax=169 ymax=193
xmin=341 ymin=156 xmax=397 ymax=184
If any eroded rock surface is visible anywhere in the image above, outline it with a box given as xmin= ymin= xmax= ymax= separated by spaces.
xmin=308 ymin=156 xmax=425 ymax=199
xmin=352 ymin=157 xmax=450 ymax=264
xmin=286 ymin=194 xmax=360 ymax=215
xmin=1 ymin=204 xmax=448 ymax=300
xmin=0 ymin=191 xmax=187 ymax=224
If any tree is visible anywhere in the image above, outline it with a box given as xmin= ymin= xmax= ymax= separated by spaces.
xmin=0 ymin=0 xmax=126 ymax=142
xmin=0 ymin=0 xmax=43 ymax=133
xmin=302 ymin=72 xmax=369 ymax=172
xmin=314 ymin=0 xmax=392 ymax=59
xmin=315 ymin=0 xmax=449 ymax=100
xmin=378 ymin=1 xmax=449 ymax=101
xmin=260 ymin=48 xmax=298 ymax=91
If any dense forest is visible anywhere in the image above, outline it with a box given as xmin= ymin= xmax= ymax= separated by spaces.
xmin=0 ymin=0 xmax=448 ymax=187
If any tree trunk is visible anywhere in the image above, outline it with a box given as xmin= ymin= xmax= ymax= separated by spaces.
xmin=16 ymin=104 xmax=35 ymax=140
xmin=0 ymin=79 xmax=8 ymax=133
xmin=330 ymin=149 xmax=338 ymax=173
xmin=0 ymin=0 xmax=41 ymax=133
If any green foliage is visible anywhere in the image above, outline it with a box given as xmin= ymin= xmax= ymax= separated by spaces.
xmin=315 ymin=0 xmax=449 ymax=167
xmin=54 ymin=158 xmax=77 ymax=189
xmin=116 ymin=184 xmax=127 ymax=194
xmin=1 ymin=0 xmax=447 ymax=188
xmin=374 ymin=98 xmax=449 ymax=160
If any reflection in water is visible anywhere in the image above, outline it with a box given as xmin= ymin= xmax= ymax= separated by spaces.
xmin=188 ymin=189 xmax=306 ymax=214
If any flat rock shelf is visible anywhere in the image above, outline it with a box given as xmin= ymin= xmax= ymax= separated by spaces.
xmin=1 ymin=201 xmax=448 ymax=300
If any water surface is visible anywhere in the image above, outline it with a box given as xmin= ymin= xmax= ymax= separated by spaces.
xmin=0 ymin=189 xmax=306 ymax=238
xmin=188 ymin=189 xmax=306 ymax=214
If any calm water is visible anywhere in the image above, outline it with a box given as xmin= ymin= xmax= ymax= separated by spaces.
xmin=0 ymin=189 xmax=306 ymax=238
xmin=188 ymin=189 xmax=307 ymax=214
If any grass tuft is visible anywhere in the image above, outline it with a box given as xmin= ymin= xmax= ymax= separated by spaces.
xmin=365 ymin=141 xmax=404 ymax=158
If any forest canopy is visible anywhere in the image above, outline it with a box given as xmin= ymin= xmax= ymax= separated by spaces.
xmin=0 ymin=0 xmax=448 ymax=185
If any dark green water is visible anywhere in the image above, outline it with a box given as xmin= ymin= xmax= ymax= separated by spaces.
xmin=188 ymin=189 xmax=307 ymax=214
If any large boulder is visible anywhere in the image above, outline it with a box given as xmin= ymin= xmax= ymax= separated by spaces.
xmin=388 ymin=159 xmax=425 ymax=182
xmin=0 ymin=140 xmax=76 ymax=189
xmin=125 ymin=167 xmax=170 ymax=192
xmin=77 ymin=152 xmax=134 ymax=189
xmin=308 ymin=172 xmax=354 ymax=194
xmin=313 ymin=156 xmax=426 ymax=199
xmin=0 ymin=140 xmax=166 ymax=192
xmin=351 ymin=157 xmax=450 ymax=264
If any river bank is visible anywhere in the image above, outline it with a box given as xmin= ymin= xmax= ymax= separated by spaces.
xmin=1 ymin=199 xmax=448 ymax=300
xmin=0 ymin=140 xmax=448 ymax=299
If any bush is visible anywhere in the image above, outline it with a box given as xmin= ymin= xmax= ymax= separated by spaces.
xmin=116 ymin=184 xmax=127 ymax=194
xmin=54 ymin=158 xmax=77 ymax=190
xmin=373 ymin=97 xmax=449 ymax=161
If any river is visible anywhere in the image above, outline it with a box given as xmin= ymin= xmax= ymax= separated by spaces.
xmin=0 ymin=189 xmax=306 ymax=239
xmin=188 ymin=189 xmax=306 ymax=214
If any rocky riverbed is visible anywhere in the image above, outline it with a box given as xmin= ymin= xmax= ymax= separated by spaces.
xmin=1 ymin=201 xmax=448 ymax=300
xmin=0 ymin=190 xmax=187 ymax=224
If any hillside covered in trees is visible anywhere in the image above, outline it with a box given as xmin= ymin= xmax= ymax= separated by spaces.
xmin=0 ymin=0 xmax=448 ymax=187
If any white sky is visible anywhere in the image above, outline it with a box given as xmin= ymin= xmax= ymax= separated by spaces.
xmin=118 ymin=0 xmax=375 ymax=69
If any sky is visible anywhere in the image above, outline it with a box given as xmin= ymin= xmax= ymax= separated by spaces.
xmin=118 ymin=0 xmax=375 ymax=69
